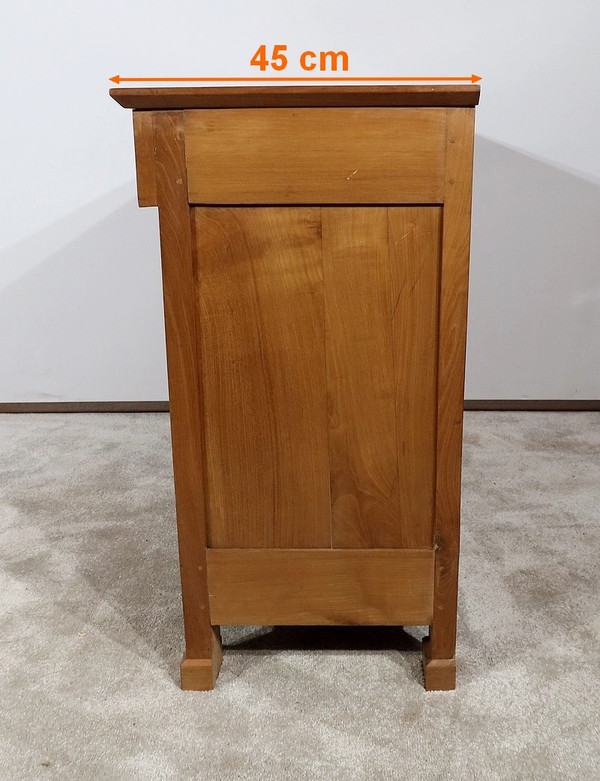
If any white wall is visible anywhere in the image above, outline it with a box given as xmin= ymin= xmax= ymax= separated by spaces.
xmin=1 ymin=0 xmax=599 ymax=401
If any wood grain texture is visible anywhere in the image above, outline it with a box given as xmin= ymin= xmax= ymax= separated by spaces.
xmin=153 ymin=111 xmax=220 ymax=673
xmin=388 ymin=207 xmax=441 ymax=547
xmin=430 ymin=108 xmax=476 ymax=661
xmin=180 ymin=629 xmax=223 ymax=691
xmin=115 ymin=93 xmax=481 ymax=692
xmin=207 ymin=548 xmax=434 ymax=625
xmin=422 ymin=635 xmax=456 ymax=690
xmin=322 ymin=208 xmax=400 ymax=547
xmin=110 ymin=85 xmax=480 ymax=110
xmin=196 ymin=206 xmax=440 ymax=551
xmin=132 ymin=111 xmax=157 ymax=206
xmin=184 ymin=108 xmax=446 ymax=204
xmin=195 ymin=207 xmax=331 ymax=548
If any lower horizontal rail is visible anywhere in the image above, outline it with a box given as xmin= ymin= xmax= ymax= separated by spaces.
xmin=206 ymin=548 xmax=434 ymax=626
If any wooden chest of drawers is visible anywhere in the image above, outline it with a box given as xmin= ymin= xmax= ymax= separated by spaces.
xmin=111 ymin=85 xmax=479 ymax=690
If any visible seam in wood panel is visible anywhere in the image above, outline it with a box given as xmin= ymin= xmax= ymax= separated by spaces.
xmin=319 ymin=207 xmax=335 ymax=550
xmin=385 ymin=206 xmax=402 ymax=549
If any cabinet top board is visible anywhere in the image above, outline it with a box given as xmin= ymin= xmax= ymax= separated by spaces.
xmin=110 ymin=85 xmax=480 ymax=110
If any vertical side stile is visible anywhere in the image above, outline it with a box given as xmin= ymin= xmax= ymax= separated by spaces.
xmin=428 ymin=108 xmax=475 ymax=680
xmin=153 ymin=111 xmax=222 ymax=689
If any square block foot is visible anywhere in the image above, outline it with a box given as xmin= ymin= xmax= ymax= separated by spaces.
xmin=180 ymin=652 xmax=222 ymax=691
xmin=422 ymin=636 xmax=456 ymax=691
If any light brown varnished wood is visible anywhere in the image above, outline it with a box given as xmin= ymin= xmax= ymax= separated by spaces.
xmin=110 ymin=85 xmax=480 ymax=110
xmin=195 ymin=207 xmax=331 ymax=548
xmin=184 ymin=108 xmax=446 ymax=204
xmin=132 ymin=111 xmax=157 ymax=207
xmin=422 ymin=635 xmax=456 ymax=690
xmin=197 ymin=206 xmax=440 ymax=551
xmin=114 ymin=89 xmax=480 ymax=692
xmin=207 ymin=548 xmax=434 ymax=625
xmin=388 ymin=207 xmax=441 ymax=547
xmin=153 ymin=111 xmax=221 ymax=685
xmin=428 ymin=108 xmax=476 ymax=674
xmin=322 ymin=207 xmax=439 ymax=548
xmin=180 ymin=630 xmax=223 ymax=691
xmin=322 ymin=208 xmax=400 ymax=547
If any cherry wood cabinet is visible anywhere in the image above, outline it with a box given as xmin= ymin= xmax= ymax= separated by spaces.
xmin=110 ymin=85 xmax=480 ymax=691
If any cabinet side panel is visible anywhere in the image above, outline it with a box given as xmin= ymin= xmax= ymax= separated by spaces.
xmin=195 ymin=207 xmax=331 ymax=548
xmin=323 ymin=207 xmax=401 ymax=547
xmin=388 ymin=207 xmax=441 ymax=547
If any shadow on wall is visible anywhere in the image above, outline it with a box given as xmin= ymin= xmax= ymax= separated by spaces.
xmin=467 ymin=136 xmax=600 ymax=399
xmin=0 ymin=140 xmax=599 ymax=402
xmin=0 ymin=187 xmax=168 ymax=402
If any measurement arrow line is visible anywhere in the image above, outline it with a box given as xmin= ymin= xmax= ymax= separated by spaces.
xmin=110 ymin=75 xmax=481 ymax=84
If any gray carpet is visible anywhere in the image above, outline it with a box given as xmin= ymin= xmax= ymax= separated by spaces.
xmin=0 ymin=412 xmax=599 ymax=780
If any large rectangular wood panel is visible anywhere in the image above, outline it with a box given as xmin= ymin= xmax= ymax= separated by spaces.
xmin=184 ymin=108 xmax=446 ymax=204
xmin=207 ymin=548 xmax=435 ymax=625
xmin=195 ymin=206 xmax=440 ymax=549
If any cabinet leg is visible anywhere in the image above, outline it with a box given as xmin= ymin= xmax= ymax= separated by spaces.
xmin=180 ymin=626 xmax=223 ymax=691
xmin=422 ymin=634 xmax=456 ymax=691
